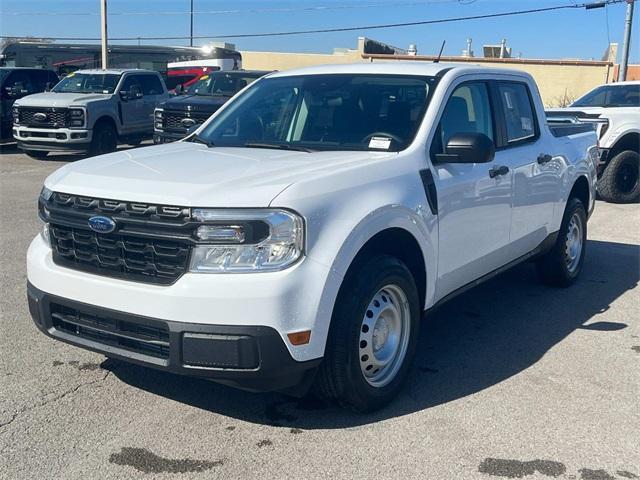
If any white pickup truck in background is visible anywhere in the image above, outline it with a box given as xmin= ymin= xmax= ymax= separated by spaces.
xmin=27 ymin=63 xmax=597 ymax=411
xmin=548 ymin=81 xmax=639 ymax=203
xmin=13 ymin=69 xmax=169 ymax=159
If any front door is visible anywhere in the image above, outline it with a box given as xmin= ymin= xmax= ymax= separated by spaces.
xmin=429 ymin=80 xmax=513 ymax=300
xmin=118 ymin=74 xmax=146 ymax=134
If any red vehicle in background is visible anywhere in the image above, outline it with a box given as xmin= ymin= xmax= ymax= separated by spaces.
xmin=165 ymin=52 xmax=243 ymax=93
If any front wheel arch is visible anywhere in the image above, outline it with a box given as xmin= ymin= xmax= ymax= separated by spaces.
xmin=340 ymin=227 xmax=427 ymax=311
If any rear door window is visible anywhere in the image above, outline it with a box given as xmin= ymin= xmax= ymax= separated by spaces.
xmin=497 ymin=83 xmax=537 ymax=143
xmin=139 ymin=75 xmax=164 ymax=95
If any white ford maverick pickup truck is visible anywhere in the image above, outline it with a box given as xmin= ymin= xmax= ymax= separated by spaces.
xmin=27 ymin=63 xmax=597 ymax=411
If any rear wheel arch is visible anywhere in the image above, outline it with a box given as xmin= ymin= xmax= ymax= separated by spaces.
xmin=569 ymin=175 xmax=590 ymax=210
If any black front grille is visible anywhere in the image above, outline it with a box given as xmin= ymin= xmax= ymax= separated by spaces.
xmin=50 ymin=225 xmax=191 ymax=285
xmin=42 ymin=192 xmax=195 ymax=285
xmin=19 ymin=107 xmax=68 ymax=128
xmin=162 ymin=111 xmax=212 ymax=133
xmin=50 ymin=303 xmax=170 ymax=359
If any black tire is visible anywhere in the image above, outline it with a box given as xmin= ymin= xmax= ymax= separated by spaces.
xmin=536 ymin=197 xmax=587 ymax=288
xmin=89 ymin=122 xmax=118 ymax=156
xmin=24 ymin=150 xmax=49 ymax=160
xmin=597 ymin=150 xmax=640 ymax=203
xmin=314 ymin=255 xmax=420 ymax=412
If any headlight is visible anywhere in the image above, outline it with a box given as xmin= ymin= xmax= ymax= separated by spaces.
xmin=40 ymin=186 xmax=53 ymax=201
xmin=189 ymin=209 xmax=304 ymax=273
xmin=40 ymin=221 xmax=51 ymax=247
xmin=154 ymin=109 xmax=164 ymax=130
xmin=38 ymin=186 xmax=53 ymax=246
xmin=68 ymin=108 xmax=85 ymax=127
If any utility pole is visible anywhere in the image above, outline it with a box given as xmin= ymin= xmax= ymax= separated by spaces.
xmin=100 ymin=0 xmax=108 ymax=69
xmin=619 ymin=0 xmax=635 ymax=81
xmin=190 ymin=0 xmax=194 ymax=46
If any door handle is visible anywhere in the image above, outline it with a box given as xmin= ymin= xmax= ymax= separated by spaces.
xmin=489 ymin=165 xmax=509 ymax=178
xmin=537 ymin=154 xmax=553 ymax=165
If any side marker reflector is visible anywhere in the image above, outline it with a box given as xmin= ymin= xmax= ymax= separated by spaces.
xmin=287 ymin=330 xmax=311 ymax=346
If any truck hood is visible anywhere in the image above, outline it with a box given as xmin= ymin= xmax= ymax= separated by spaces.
xmin=15 ymin=92 xmax=111 ymax=108
xmin=45 ymin=142 xmax=395 ymax=207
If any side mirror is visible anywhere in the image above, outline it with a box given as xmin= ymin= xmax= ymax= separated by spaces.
xmin=174 ymin=84 xmax=184 ymax=95
xmin=118 ymin=90 xmax=129 ymax=101
xmin=45 ymin=82 xmax=52 ymax=92
xmin=434 ymin=132 xmax=495 ymax=164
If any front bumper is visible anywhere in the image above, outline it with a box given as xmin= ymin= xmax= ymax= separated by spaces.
xmin=13 ymin=125 xmax=92 ymax=152
xmin=28 ymin=282 xmax=322 ymax=393
xmin=27 ymin=234 xmax=340 ymax=363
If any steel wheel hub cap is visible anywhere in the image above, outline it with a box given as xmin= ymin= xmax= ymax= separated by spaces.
xmin=565 ymin=212 xmax=583 ymax=273
xmin=359 ymin=284 xmax=411 ymax=388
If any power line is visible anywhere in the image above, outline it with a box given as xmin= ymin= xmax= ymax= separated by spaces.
xmin=0 ymin=0 xmax=627 ymax=42
xmin=0 ymin=0 xmax=468 ymax=17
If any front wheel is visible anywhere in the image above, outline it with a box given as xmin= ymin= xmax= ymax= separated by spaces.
xmin=536 ymin=197 xmax=587 ymax=287
xmin=597 ymin=150 xmax=640 ymax=203
xmin=314 ymin=255 xmax=420 ymax=412
xmin=89 ymin=122 xmax=118 ymax=156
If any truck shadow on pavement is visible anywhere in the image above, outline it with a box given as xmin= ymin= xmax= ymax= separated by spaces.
xmin=104 ymin=239 xmax=639 ymax=429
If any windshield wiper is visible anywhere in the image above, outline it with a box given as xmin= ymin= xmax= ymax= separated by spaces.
xmin=244 ymin=142 xmax=315 ymax=153
xmin=189 ymin=134 xmax=214 ymax=147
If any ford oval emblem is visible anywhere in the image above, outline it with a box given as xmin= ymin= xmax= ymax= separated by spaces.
xmin=88 ymin=215 xmax=116 ymax=234
xmin=181 ymin=118 xmax=196 ymax=128
xmin=34 ymin=112 xmax=48 ymax=122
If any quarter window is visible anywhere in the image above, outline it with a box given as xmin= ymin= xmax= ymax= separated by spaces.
xmin=498 ymin=83 xmax=536 ymax=143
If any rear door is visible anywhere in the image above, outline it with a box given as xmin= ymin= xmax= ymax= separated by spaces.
xmin=493 ymin=80 xmax=560 ymax=255
xmin=139 ymin=74 xmax=167 ymax=132
xmin=429 ymin=79 xmax=513 ymax=299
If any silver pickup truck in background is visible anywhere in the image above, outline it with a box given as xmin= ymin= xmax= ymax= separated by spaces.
xmin=12 ymin=69 xmax=169 ymax=159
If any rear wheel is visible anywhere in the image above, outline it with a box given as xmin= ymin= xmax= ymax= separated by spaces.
xmin=597 ymin=150 xmax=640 ymax=203
xmin=314 ymin=255 xmax=420 ymax=412
xmin=536 ymin=197 xmax=587 ymax=287
xmin=89 ymin=122 xmax=118 ymax=156
xmin=24 ymin=150 xmax=49 ymax=160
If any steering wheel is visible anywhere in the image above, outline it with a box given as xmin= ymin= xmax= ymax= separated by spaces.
xmin=361 ymin=131 xmax=404 ymax=145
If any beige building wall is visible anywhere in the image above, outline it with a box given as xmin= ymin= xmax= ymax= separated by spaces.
xmin=240 ymin=50 xmax=364 ymax=71
xmin=240 ymin=46 xmax=613 ymax=107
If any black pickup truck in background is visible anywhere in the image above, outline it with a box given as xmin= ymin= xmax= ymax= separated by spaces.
xmin=153 ymin=70 xmax=270 ymax=144
xmin=1 ymin=68 xmax=59 ymax=142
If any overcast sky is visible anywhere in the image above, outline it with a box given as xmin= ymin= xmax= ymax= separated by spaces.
xmin=1 ymin=0 xmax=638 ymax=62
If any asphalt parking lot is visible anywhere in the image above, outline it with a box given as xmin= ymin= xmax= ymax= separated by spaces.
xmin=0 ymin=144 xmax=638 ymax=480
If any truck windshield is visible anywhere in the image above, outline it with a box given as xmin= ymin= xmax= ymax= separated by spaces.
xmin=51 ymin=73 xmax=121 ymax=94
xmin=197 ymin=74 xmax=436 ymax=152
xmin=572 ymin=84 xmax=640 ymax=108
xmin=188 ymin=72 xmax=264 ymax=96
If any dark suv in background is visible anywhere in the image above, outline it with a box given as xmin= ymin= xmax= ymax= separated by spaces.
xmin=1 ymin=68 xmax=59 ymax=142
xmin=153 ymin=70 xmax=270 ymax=143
